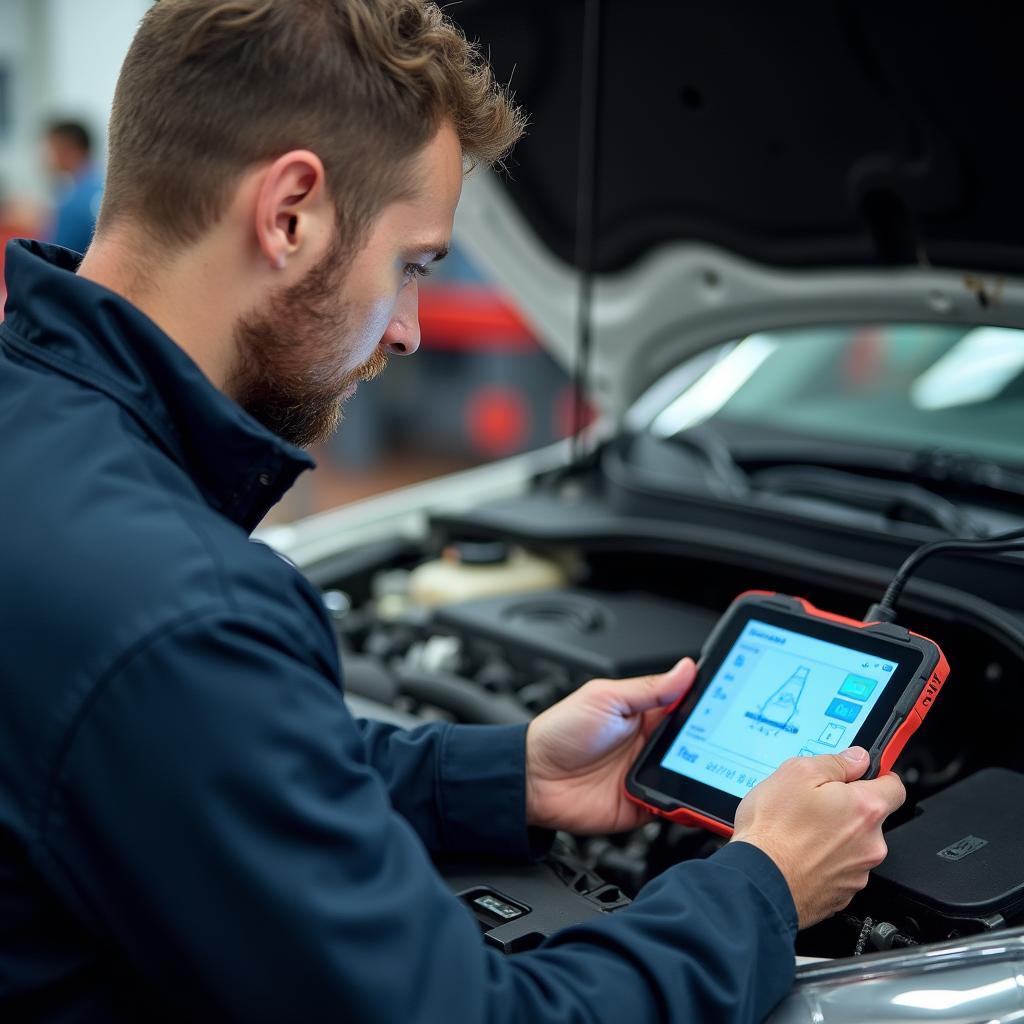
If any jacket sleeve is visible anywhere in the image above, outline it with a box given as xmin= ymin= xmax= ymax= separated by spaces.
xmin=37 ymin=610 xmax=797 ymax=1024
xmin=356 ymin=717 xmax=539 ymax=858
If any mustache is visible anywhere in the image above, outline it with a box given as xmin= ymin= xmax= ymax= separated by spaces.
xmin=356 ymin=348 xmax=389 ymax=383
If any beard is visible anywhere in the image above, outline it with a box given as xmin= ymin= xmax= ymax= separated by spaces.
xmin=230 ymin=238 xmax=389 ymax=448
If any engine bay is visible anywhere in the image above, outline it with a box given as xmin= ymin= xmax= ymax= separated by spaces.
xmin=308 ymin=485 xmax=1024 ymax=960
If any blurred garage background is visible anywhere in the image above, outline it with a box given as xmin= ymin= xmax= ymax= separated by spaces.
xmin=0 ymin=0 xmax=579 ymax=525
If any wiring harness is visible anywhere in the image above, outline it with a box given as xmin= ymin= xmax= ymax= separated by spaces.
xmin=865 ymin=525 xmax=1024 ymax=623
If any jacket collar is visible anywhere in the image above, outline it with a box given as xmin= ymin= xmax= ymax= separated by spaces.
xmin=1 ymin=238 xmax=314 ymax=532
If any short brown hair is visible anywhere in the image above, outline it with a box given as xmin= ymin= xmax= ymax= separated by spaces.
xmin=98 ymin=0 xmax=525 ymax=246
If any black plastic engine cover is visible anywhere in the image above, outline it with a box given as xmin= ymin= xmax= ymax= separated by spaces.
xmin=869 ymin=768 xmax=1024 ymax=938
xmin=432 ymin=588 xmax=718 ymax=684
xmin=439 ymin=847 xmax=630 ymax=953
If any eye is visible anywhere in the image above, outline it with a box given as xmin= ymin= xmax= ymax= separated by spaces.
xmin=402 ymin=262 xmax=433 ymax=285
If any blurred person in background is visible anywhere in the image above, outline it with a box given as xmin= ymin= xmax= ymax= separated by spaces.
xmin=43 ymin=118 xmax=103 ymax=253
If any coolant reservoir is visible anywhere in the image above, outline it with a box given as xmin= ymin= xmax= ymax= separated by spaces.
xmin=408 ymin=541 xmax=567 ymax=608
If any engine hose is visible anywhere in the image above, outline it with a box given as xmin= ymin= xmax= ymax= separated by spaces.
xmin=393 ymin=668 xmax=531 ymax=725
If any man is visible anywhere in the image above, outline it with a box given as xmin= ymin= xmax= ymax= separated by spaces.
xmin=43 ymin=119 xmax=104 ymax=254
xmin=0 ymin=2 xmax=905 ymax=1021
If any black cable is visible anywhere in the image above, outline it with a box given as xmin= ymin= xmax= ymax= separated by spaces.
xmin=870 ymin=921 xmax=917 ymax=950
xmin=866 ymin=525 xmax=1024 ymax=622
xmin=849 ymin=915 xmax=917 ymax=954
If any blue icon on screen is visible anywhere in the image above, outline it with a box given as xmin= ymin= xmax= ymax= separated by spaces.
xmin=825 ymin=698 xmax=862 ymax=724
xmin=838 ymin=674 xmax=877 ymax=702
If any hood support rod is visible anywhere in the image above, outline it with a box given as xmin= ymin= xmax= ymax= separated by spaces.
xmin=572 ymin=0 xmax=604 ymax=461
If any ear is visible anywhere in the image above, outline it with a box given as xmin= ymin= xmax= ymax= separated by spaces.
xmin=253 ymin=150 xmax=329 ymax=272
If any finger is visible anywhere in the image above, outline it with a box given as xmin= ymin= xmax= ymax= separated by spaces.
xmin=789 ymin=746 xmax=870 ymax=786
xmin=609 ymin=658 xmax=696 ymax=717
xmin=854 ymin=771 xmax=907 ymax=817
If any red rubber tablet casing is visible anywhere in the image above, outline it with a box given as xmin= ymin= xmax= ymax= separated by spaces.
xmin=624 ymin=591 xmax=949 ymax=837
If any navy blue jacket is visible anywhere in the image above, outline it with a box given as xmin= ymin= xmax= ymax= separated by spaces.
xmin=0 ymin=238 xmax=797 ymax=1022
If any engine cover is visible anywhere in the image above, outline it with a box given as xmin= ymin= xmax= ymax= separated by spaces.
xmin=869 ymin=768 xmax=1024 ymax=939
xmin=431 ymin=588 xmax=718 ymax=684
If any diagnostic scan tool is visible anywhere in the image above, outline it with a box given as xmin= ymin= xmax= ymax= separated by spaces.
xmin=626 ymin=592 xmax=949 ymax=837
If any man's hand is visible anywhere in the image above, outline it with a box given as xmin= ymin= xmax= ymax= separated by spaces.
xmin=525 ymin=659 xmax=696 ymax=834
xmin=732 ymin=748 xmax=906 ymax=928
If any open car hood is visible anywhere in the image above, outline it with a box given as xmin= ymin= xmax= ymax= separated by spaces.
xmin=449 ymin=0 xmax=1024 ymax=424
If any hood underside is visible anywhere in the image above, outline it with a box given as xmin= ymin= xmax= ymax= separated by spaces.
xmin=449 ymin=0 xmax=1024 ymax=421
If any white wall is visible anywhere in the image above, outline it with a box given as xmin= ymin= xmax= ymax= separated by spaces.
xmin=0 ymin=0 xmax=151 ymax=200
xmin=0 ymin=0 xmax=45 ymax=199
xmin=43 ymin=0 xmax=151 ymax=156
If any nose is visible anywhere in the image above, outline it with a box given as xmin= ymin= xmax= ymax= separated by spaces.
xmin=379 ymin=279 xmax=421 ymax=356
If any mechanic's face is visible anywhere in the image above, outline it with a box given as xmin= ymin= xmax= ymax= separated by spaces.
xmin=232 ymin=124 xmax=462 ymax=448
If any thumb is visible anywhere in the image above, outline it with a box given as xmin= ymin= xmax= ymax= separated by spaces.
xmin=612 ymin=657 xmax=696 ymax=717
xmin=810 ymin=746 xmax=870 ymax=784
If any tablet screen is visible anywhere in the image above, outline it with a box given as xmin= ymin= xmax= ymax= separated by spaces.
xmin=659 ymin=618 xmax=899 ymax=799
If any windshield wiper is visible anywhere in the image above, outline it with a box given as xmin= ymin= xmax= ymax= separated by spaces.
xmin=911 ymin=448 xmax=1024 ymax=501
xmin=679 ymin=424 xmax=1024 ymax=507
xmin=667 ymin=428 xmax=998 ymax=536
xmin=750 ymin=464 xmax=987 ymax=537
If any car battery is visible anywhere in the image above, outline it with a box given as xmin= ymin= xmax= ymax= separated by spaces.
xmin=869 ymin=768 xmax=1024 ymax=940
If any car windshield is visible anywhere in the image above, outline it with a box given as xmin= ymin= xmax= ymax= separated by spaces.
xmin=647 ymin=324 xmax=1024 ymax=467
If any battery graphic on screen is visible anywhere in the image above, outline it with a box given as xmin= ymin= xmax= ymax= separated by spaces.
xmin=660 ymin=619 xmax=897 ymax=799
